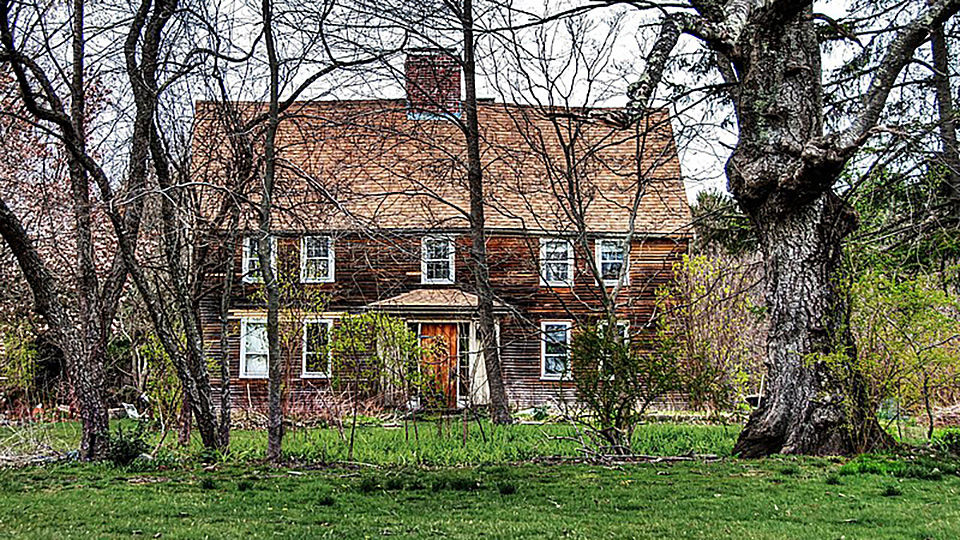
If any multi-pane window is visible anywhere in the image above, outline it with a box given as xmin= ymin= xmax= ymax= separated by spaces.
xmin=302 ymin=320 xmax=332 ymax=378
xmin=421 ymin=236 xmax=455 ymax=284
xmin=541 ymin=321 xmax=572 ymax=379
xmin=301 ymin=236 xmax=335 ymax=283
xmin=242 ymin=236 xmax=276 ymax=283
xmin=240 ymin=319 xmax=268 ymax=378
xmin=540 ymin=238 xmax=574 ymax=286
xmin=596 ymin=239 xmax=628 ymax=285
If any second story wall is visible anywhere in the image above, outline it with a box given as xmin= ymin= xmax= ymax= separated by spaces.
xmin=221 ymin=230 xmax=687 ymax=324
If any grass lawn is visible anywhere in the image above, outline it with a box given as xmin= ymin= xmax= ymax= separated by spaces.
xmin=2 ymin=420 xmax=742 ymax=465
xmin=0 ymin=455 xmax=958 ymax=539
xmin=0 ymin=423 xmax=958 ymax=539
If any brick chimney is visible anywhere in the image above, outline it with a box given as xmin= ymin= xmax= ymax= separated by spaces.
xmin=405 ymin=49 xmax=461 ymax=118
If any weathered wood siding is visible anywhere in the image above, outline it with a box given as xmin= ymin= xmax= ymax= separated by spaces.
xmin=200 ymin=231 xmax=688 ymax=411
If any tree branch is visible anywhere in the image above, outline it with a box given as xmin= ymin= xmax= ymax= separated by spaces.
xmin=838 ymin=0 xmax=960 ymax=151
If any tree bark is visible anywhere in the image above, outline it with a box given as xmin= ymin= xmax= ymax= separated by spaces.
xmin=218 ymin=228 xmax=238 ymax=449
xmin=725 ymin=8 xmax=892 ymax=456
xmin=930 ymin=20 xmax=960 ymax=209
xmin=110 ymin=0 xmax=222 ymax=451
xmin=734 ymin=195 xmax=890 ymax=455
xmin=461 ymin=0 xmax=512 ymax=424
xmin=261 ymin=0 xmax=284 ymax=461
xmin=67 ymin=0 xmax=109 ymax=461
xmin=179 ymin=391 xmax=192 ymax=446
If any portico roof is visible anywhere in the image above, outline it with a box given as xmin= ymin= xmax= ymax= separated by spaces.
xmin=366 ymin=288 xmax=507 ymax=314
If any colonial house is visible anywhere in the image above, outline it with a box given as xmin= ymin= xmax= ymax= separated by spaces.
xmin=193 ymin=50 xmax=691 ymax=413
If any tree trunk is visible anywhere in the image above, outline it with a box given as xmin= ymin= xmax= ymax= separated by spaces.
xmin=733 ymin=195 xmax=891 ymax=456
xmin=68 ymin=0 xmax=110 ymax=461
xmin=461 ymin=0 xmax=512 ymax=424
xmin=261 ymin=0 xmax=284 ymax=461
xmin=725 ymin=8 xmax=892 ymax=456
xmin=930 ymin=20 xmax=960 ymax=209
xmin=218 ymin=230 xmax=238 ymax=449
xmin=179 ymin=391 xmax=192 ymax=446
xmin=69 ymin=348 xmax=110 ymax=460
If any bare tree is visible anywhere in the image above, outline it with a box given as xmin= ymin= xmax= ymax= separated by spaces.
xmin=0 ymin=0 xmax=152 ymax=459
xmin=460 ymin=0 xmax=513 ymax=424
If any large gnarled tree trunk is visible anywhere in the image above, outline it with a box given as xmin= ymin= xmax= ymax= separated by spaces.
xmin=626 ymin=0 xmax=960 ymax=455
xmin=722 ymin=8 xmax=888 ymax=456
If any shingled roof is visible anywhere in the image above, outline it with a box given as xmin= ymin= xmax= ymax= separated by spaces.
xmin=192 ymin=98 xmax=690 ymax=236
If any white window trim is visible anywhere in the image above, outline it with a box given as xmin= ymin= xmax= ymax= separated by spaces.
xmin=539 ymin=238 xmax=574 ymax=287
xmin=242 ymin=236 xmax=277 ymax=284
xmin=300 ymin=236 xmax=335 ymax=283
xmin=302 ymin=318 xmax=333 ymax=379
xmin=421 ymin=235 xmax=456 ymax=285
xmin=239 ymin=318 xmax=269 ymax=379
xmin=540 ymin=320 xmax=573 ymax=381
xmin=594 ymin=238 xmax=630 ymax=287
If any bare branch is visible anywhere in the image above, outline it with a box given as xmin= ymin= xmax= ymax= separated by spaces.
xmin=838 ymin=0 xmax=960 ymax=151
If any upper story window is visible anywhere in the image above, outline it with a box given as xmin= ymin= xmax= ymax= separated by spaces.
xmin=595 ymin=238 xmax=629 ymax=286
xmin=301 ymin=236 xmax=335 ymax=283
xmin=242 ymin=236 xmax=276 ymax=283
xmin=541 ymin=321 xmax=572 ymax=380
xmin=421 ymin=236 xmax=455 ymax=284
xmin=540 ymin=238 xmax=574 ymax=287
xmin=302 ymin=319 xmax=333 ymax=378
xmin=240 ymin=318 xmax=268 ymax=378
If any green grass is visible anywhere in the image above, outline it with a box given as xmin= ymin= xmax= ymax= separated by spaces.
xmin=221 ymin=421 xmax=739 ymax=465
xmin=1 ymin=420 xmax=741 ymax=466
xmin=0 ymin=456 xmax=958 ymax=539
xmin=1 ymin=423 xmax=959 ymax=538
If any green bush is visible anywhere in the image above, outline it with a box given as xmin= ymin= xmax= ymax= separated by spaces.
xmin=358 ymin=476 xmax=379 ymax=493
xmin=778 ymin=465 xmax=799 ymax=476
xmin=936 ymin=429 xmax=960 ymax=455
xmin=384 ymin=476 xmax=404 ymax=491
xmin=106 ymin=422 xmax=149 ymax=467
xmin=839 ymin=454 xmax=954 ymax=481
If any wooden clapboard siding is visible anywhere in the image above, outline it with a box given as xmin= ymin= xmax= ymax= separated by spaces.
xmin=200 ymin=230 xmax=688 ymax=411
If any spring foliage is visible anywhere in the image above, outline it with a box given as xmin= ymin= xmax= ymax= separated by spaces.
xmin=852 ymin=270 xmax=960 ymax=438
xmin=655 ymin=254 xmax=766 ymax=412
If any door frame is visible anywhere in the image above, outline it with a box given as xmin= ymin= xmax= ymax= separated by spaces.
xmin=409 ymin=319 xmax=476 ymax=407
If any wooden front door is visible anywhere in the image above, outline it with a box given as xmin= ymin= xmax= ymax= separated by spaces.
xmin=419 ymin=323 xmax=458 ymax=408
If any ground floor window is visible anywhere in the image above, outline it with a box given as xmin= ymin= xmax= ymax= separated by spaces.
xmin=240 ymin=319 xmax=268 ymax=378
xmin=302 ymin=319 xmax=333 ymax=378
xmin=541 ymin=321 xmax=572 ymax=380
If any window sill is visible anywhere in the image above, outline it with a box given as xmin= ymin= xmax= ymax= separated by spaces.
xmin=540 ymin=375 xmax=572 ymax=382
xmin=301 ymin=278 xmax=335 ymax=284
xmin=541 ymin=282 xmax=574 ymax=288
xmin=239 ymin=374 xmax=268 ymax=380
xmin=301 ymin=373 xmax=330 ymax=379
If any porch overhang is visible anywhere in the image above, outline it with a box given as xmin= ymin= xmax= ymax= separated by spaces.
xmin=365 ymin=288 xmax=509 ymax=316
